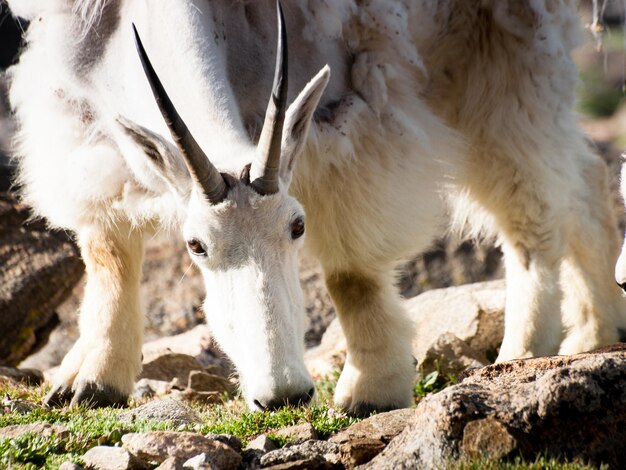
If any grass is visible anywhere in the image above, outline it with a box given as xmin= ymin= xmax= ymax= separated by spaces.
xmin=414 ymin=369 xmax=458 ymax=399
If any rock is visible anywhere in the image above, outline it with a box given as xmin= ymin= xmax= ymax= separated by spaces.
xmin=132 ymin=378 xmax=172 ymax=399
xmin=141 ymin=325 xmax=233 ymax=375
xmin=408 ymin=280 xmax=505 ymax=365
xmin=339 ymin=438 xmax=386 ymax=467
xmin=82 ymin=446 xmax=148 ymax=470
xmin=173 ymin=389 xmax=223 ymax=405
xmin=0 ymin=192 xmax=84 ymax=366
xmin=139 ymin=353 xmax=206 ymax=384
xmin=332 ymin=408 xmax=414 ymax=446
xmin=0 ymin=366 xmax=44 ymax=385
xmin=260 ymin=440 xmax=341 ymax=468
xmin=245 ymin=434 xmax=278 ymax=453
xmin=364 ymin=345 xmax=626 ymax=469
xmin=419 ymin=333 xmax=487 ymax=377
xmin=121 ymin=431 xmax=241 ymax=469
xmin=119 ymin=398 xmax=202 ymax=427
xmin=154 ymin=457 xmax=184 ymax=470
xmin=183 ymin=453 xmax=220 ymax=469
xmin=0 ymin=422 xmax=70 ymax=439
xmin=204 ymin=433 xmax=242 ymax=454
xmin=274 ymin=423 xmax=318 ymax=444
xmin=461 ymin=416 xmax=517 ymax=460
xmin=187 ymin=370 xmax=234 ymax=394
xmin=330 ymin=408 xmax=413 ymax=445
xmin=59 ymin=463 xmax=85 ymax=470
xmin=329 ymin=409 xmax=413 ymax=467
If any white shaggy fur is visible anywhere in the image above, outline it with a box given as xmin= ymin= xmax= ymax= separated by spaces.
xmin=615 ymin=160 xmax=626 ymax=290
xmin=7 ymin=0 xmax=626 ymax=413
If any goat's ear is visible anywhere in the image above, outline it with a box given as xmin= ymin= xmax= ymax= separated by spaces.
xmin=117 ymin=116 xmax=192 ymax=198
xmin=280 ymin=65 xmax=330 ymax=185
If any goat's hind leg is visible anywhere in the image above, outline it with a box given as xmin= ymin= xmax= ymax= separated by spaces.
xmin=558 ymin=151 xmax=625 ymax=354
xmin=45 ymin=221 xmax=144 ymax=407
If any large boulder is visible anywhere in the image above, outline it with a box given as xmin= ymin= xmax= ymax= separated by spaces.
xmin=364 ymin=345 xmax=626 ymax=469
xmin=0 ymin=192 xmax=84 ymax=366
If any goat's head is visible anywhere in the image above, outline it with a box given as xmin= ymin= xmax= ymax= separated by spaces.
xmin=119 ymin=3 xmax=329 ymax=410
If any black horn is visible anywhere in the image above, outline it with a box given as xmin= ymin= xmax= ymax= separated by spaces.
xmin=132 ymin=24 xmax=228 ymax=204
xmin=250 ymin=0 xmax=288 ymax=195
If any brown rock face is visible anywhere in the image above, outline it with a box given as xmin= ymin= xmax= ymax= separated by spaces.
xmin=365 ymin=345 xmax=626 ymax=469
xmin=0 ymin=192 xmax=84 ymax=366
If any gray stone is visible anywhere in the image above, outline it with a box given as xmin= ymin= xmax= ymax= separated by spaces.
xmin=329 ymin=408 xmax=414 ymax=445
xmin=0 ymin=422 xmax=70 ymax=439
xmin=364 ymin=345 xmax=626 ymax=469
xmin=260 ymin=440 xmax=341 ymax=468
xmin=273 ymin=423 xmax=318 ymax=444
xmin=154 ymin=457 xmax=184 ymax=470
xmin=122 ymin=431 xmax=241 ymax=469
xmin=0 ymin=366 xmax=44 ymax=385
xmin=132 ymin=378 xmax=172 ymax=400
xmin=245 ymin=434 xmax=278 ymax=453
xmin=119 ymin=398 xmax=202 ymax=427
xmin=141 ymin=325 xmax=233 ymax=375
xmin=182 ymin=453 xmax=220 ymax=469
xmin=409 ymin=280 xmax=505 ymax=365
xmin=204 ymin=433 xmax=242 ymax=453
xmin=419 ymin=333 xmax=487 ymax=377
xmin=82 ymin=446 xmax=147 ymax=470
xmin=339 ymin=438 xmax=386 ymax=467
xmin=59 ymin=463 xmax=85 ymax=470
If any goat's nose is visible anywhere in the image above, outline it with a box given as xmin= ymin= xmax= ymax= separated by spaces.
xmin=617 ymin=280 xmax=626 ymax=293
xmin=254 ymin=388 xmax=315 ymax=411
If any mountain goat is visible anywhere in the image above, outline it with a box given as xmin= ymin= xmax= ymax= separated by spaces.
xmin=6 ymin=0 xmax=626 ymax=415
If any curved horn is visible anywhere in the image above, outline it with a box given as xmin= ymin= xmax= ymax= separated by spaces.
xmin=250 ymin=0 xmax=288 ymax=195
xmin=132 ymin=24 xmax=227 ymax=204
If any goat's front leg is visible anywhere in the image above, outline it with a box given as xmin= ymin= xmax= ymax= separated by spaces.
xmin=496 ymin=241 xmax=563 ymax=361
xmin=45 ymin=222 xmax=144 ymax=407
xmin=325 ymin=270 xmax=415 ymax=417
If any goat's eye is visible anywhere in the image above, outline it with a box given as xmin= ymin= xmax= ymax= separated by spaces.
xmin=291 ymin=217 xmax=305 ymax=240
xmin=187 ymin=239 xmax=206 ymax=255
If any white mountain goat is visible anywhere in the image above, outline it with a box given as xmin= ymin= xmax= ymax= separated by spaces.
xmin=615 ymin=161 xmax=626 ymax=291
xmin=7 ymin=0 xmax=626 ymax=415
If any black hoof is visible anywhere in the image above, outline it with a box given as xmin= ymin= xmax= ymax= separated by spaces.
xmin=70 ymin=381 xmax=129 ymax=408
xmin=44 ymin=384 xmax=74 ymax=407
xmin=349 ymin=402 xmax=400 ymax=418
